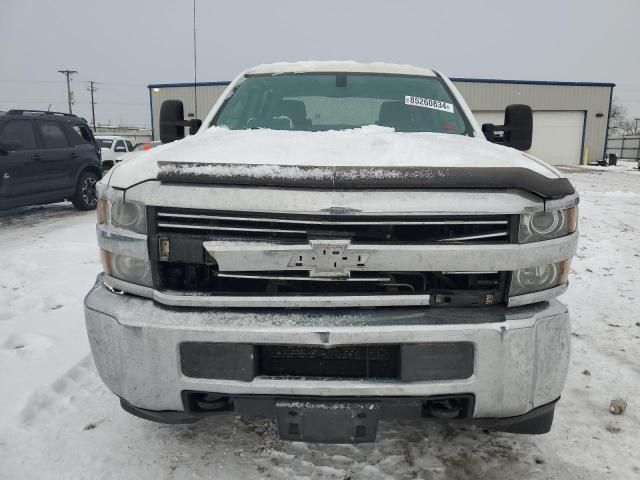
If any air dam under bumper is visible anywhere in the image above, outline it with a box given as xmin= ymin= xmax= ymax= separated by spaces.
xmin=84 ymin=275 xmax=570 ymax=427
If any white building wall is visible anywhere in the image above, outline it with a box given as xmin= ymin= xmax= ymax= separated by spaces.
xmin=453 ymin=80 xmax=612 ymax=164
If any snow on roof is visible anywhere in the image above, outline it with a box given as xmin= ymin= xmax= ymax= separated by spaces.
xmin=247 ymin=61 xmax=437 ymax=77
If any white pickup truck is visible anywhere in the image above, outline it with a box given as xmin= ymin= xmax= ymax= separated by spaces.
xmin=95 ymin=135 xmax=134 ymax=171
xmin=86 ymin=61 xmax=578 ymax=443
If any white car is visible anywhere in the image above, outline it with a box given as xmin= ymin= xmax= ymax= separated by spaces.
xmin=95 ymin=135 xmax=134 ymax=170
xmin=113 ymin=141 xmax=163 ymax=164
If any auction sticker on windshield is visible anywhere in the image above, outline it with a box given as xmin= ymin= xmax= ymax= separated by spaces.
xmin=405 ymin=96 xmax=454 ymax=113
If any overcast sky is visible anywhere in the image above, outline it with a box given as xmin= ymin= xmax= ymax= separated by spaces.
xmin=2 ymin=0 xmax=639 ymax=127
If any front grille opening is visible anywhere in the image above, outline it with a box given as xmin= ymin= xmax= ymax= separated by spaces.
xmin=258 ymin=344 xmax=400 ymax=379
xmin=154 ymin=208 xmax=512 ymax=244
xmin=157 ymin=262 xmax=504 ymax=300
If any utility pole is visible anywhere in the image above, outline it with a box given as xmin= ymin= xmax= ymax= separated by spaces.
xmin=86 ymin=81 xmax=99 ymax=130
xmin=58 ymin=69 xmax=78 ymax=114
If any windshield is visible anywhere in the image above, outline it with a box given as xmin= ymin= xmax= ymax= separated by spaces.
xmin=97 ymin=139 xmax=113 ymax=148
xmin=213 ymin=73 xmax=470 ymax=134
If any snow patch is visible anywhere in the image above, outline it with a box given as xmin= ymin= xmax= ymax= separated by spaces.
xmin=247 ymin=60 xmax=437 ymax=77
xmin=163 ymin=162 xmax=333 ymax=181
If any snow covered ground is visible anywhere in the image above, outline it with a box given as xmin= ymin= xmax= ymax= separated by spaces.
xmin=0 ymin=163 xmax=639 ymax=479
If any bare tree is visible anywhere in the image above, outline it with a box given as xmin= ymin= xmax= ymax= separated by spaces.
xmin=609 ymin=99 xmax=640 ymax=136
xmin=608 ymin=100 xmax=627 ymax=136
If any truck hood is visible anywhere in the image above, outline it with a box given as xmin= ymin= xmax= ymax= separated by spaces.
xmin=106 ymin=126 xmax=572 ymax=198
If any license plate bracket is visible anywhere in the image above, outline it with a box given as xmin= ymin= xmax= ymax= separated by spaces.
xmin=275 ymin=400 xmax=380 ymax=443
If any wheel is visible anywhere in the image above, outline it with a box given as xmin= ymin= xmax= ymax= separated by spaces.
xmin=72 ymin=171 xmax=99 ymax=210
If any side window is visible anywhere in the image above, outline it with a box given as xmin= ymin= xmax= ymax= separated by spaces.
xmin=114 ymin=140 xmax=126 ymax=152
xmin=0 ymin=120 xmax=38 ymax=151
xmin=69 ymin=124 xmax=93 ymax=145
xmin=37 ymin=121 xmax=69 ymax=148
xmin=125 ymin=140 xmax=134 ymax=151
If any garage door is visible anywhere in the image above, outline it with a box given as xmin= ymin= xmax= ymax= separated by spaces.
xmin=473 ymin=111 xmax=585 ymax=166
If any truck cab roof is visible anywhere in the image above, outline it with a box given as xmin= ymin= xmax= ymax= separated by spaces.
xmin=246 ymin=61 xmax=437 ymax=77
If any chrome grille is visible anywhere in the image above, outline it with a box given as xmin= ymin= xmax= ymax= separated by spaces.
xmin=151 ymin=207 xmax=511 ymax=306
xmin=155 ymin=209 xmax=511 ymax=244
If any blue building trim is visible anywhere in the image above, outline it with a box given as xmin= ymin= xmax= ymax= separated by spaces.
xmin=603 ymin=85 xmax=615 ymax=160
xmin=450 ymin=77 xmax=615 ymax=88
xmin=579 ymin=111 xmax=588 ymax=164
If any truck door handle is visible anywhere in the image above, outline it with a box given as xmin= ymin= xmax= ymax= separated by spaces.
xmin=31 ymin=154 xmax=42 ymax=160
xmin=70 ymin=153 xmax=78 ymax=159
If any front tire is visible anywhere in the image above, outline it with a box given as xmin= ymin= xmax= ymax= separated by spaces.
xmin=72 ymin=171 xmax=99 ymax=210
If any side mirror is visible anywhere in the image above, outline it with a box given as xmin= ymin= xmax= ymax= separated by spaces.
xmin=482 ymin=104 xmax=533 ymax=151
xmin=159 ymin=99 xmax=201 ymax=143
xmin=189 ymin=119 xmax=202 ymax=136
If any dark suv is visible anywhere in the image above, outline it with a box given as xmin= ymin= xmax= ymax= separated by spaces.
xmin=0 ymin=110 xmax=102 ymax=211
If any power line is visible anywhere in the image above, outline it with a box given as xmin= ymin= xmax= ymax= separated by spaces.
xmin=0 ymin=79 xmax=147 ymax=88
xmin=0 ymin=100 xmax=147 ymax=106
xmin=0 ymin=79 xmax=63 ymax=84
xmin=57 ymin=69 xmax=77 ymax=113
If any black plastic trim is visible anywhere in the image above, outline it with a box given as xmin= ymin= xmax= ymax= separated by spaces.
xmin=178 ymin=342 xmax=475 ymax=382
xmin=157 ymin=162 xmax=574 ymax=199
xmin=119 ymin=395 xmax=558 ymax=437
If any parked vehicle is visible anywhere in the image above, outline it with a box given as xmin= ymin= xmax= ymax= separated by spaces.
xmin=133 ymin=140 xmax=162 ymax=151
xmin=95 ymin=135 xmax=134 ymax=171
xmin=110 ymin=140 xmax=162 ymax=166
xmin=86 ymin=62 xmax=578 ymax=443
xmin=0 ymin=110 xmax=101 ymax=210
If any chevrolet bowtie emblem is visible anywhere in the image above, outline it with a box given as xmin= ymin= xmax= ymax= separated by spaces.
xmin=287 ymin=239 xmax=369 ymax=278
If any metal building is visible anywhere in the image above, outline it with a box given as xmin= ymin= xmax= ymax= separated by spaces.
xmin=148 ymin=77 xmax=614 ymax=166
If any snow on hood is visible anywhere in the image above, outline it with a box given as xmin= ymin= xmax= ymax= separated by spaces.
xmin=106 ymin=126 xmax=562 ymax=189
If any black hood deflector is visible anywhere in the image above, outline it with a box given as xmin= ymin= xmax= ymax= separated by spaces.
xmin=157 ymin=162 xmax=575 ymax=199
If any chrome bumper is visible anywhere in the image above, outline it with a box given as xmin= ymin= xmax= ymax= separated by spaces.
xmin=202 ymin=234 xmax=577 ymax=273
xmin=85 ymin=274 xmax=571 ymax=418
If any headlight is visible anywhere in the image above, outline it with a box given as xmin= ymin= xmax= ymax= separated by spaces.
xmin=96 ymin=191 xmax=147 ymax=234
xmin=101 ymin=251 xmax=153 ymax=287
xmin=510 ymin=260 xmax=570 ymax=296
xmin=519 ymin=207 xmax=577 ymax=243
xmin=111 ymin=200 xmax=147 ymax=233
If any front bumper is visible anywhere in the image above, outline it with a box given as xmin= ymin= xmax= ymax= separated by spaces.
xmin=84 ymin=274 xmax=570 ymax=421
